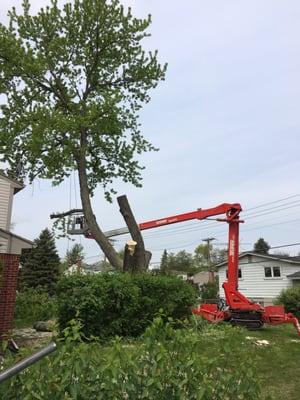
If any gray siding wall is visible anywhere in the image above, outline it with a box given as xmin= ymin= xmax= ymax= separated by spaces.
xmin=0 ymin=237 xmax=8 ymax=253
xmin=10 ymin=236 xmax=32 ymax=254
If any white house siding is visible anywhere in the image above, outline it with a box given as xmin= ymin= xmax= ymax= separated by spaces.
xmin=218 ymin=255 xmax=299 ymax=304
xmin=0 ymin=178 xmax=11 ymax=230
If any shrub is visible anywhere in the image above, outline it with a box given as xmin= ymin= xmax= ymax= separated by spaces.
xmin=56 ymin=272 xmax=197 ymax=338
xmin=199 ymin=279 xmax=219 ymax=301
xmin=14 ymin=288 xmax=57 ymax=327
xmin=0 ymin=317 xmax=261 ymax=399
xmin=131 ymin=273 xmax=197 ymax=335
xmin=275 ymin=286 xmax=300 ymax=319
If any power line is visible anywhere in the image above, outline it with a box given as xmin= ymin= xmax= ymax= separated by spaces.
xmin=245 ymin=201 xmax=300 ymax=219
xmin=133 ymin=198 xmax=300 ymax=241
xmin=271 ymin=242 xmax=300 ymax=249
xmin=245 ymin=194 xmax=300 ymax=211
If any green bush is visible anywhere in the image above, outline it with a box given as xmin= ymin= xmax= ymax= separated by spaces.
xmin=199 ymin=279 xmax=219 ymax=301
xmin=14 ymin=288 xmax=57 ymax=327
xmin=275 ymin=286 xmax=300 ymax=319
xmin=56 ymin=272 xmax=197 ymax=338
xmin=0 ymin=317 xmax=261 ymax=399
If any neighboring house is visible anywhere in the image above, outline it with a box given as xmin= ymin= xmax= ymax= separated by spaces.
xmin=286 ymin=270 xmax=300 ymax=284
xmin=217 ymin=252 xmax=300 ymax=305
xmin=64 ymin=261 xmax=115 ymax=275
xmin=192 ymin=271 xmax=210 ymax=287
xmin=167 ymin=270 xmax=190 ymax=281
xmin=83 ymin=261 xmax=115 ymax=274
xmin=0 ymin=172 xmax=33 ymax=254
xmin=64 ymin=264 xmax=83 ymax=275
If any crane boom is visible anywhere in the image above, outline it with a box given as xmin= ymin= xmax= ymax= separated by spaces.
xmin=100 ymin=203 xmax=242 ymax=237
xmin=138 ymin=203 xmax=242 ymax=230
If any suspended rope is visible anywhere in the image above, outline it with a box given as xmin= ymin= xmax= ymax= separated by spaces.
xmin=73 ymin=171 xmax=78 ymax=209
xmin=67 ymin=174 xmax=73 ymax=253
xmin=73 ymin=172 xmax=83 ymax=245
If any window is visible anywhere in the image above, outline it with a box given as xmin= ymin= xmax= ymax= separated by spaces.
xmin=226 ymin=269 xmax=242 ymax=279
xmin=264 ymin=267 xmax=272 ymax=278
xmin=264 ymin=266 xmax=281 ymax=278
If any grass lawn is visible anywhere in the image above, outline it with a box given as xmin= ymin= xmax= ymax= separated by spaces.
xmin=245 ymin=324 xmax=300 ymax=399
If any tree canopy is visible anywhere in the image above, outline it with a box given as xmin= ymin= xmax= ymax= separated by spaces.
xmin=159 ymin=245 xmax=227 ymax=275
xmin=194 ymin=243 xmax=226 ymax=270
xmin=65 ymin=243 xmax=85 ymax=266
xmin=0 ymin=0 xmax=167 ymax=268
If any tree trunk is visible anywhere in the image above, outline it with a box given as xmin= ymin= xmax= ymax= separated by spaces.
xmin=75 ymin=133 xmax=122 ymax=270
xmin=123 ymin=243 xmax=134 ymax=272
xmin=117 ymin=195 xmax=151 ymax=271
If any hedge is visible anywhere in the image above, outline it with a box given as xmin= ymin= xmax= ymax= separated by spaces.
xmin=56 ymin=272 xmax=197 ymax=338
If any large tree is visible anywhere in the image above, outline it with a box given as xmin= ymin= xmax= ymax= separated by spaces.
xmin=194 ymin=243 xmax=226 ymax=271
xmin=0 ymin=0 xmax=166 ymax=269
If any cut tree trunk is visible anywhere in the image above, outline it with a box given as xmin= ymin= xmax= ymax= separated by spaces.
xmin=117 ymin=195 xmax=151 ymax=271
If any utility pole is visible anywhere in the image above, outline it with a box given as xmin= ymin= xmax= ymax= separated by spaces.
xmin=202 ymin=237 xmax=216 ymax=283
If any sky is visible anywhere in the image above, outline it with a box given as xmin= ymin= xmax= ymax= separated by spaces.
xmin=1 ymin=0 xmax=300 ymax=265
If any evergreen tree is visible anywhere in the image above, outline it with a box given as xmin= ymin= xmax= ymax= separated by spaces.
xmin=254 ymin=238 xmax=270 ymax=254
xmin=21 ymin=228 xmax=60 ymax=293
xmin=65 ymin=243 xmax=85 ymax=266
xmin=160 ymin=249 xmax=168 ymax=273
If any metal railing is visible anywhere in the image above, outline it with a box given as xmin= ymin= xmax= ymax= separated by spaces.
xmin=0 ymin=342 xmax=57 ymax=384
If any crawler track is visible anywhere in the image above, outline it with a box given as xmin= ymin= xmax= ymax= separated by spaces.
xmin=229 ymin=311 xmax=264 ymax=330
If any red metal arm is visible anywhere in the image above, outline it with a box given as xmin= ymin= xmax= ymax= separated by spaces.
xmin=138 ymin=203 xmax=242 ymax=231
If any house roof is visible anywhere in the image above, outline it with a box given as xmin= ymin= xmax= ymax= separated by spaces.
xmin=0 ymin=229 xmax=33 ymax=245
xmin=286 ymin=271 xmax=300 ymax=279
xmin=0 ymin=171 xmax=24 ymax=194
xmin=216 ymin=252 xmax=300 ymax=268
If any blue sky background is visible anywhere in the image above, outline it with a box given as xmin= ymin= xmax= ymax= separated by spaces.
xmin=1 ymin=1 xmax=300 ymax=264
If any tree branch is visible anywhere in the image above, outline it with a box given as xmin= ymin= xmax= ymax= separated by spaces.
xmin=50 ymin=208 xmax=83 ymax=219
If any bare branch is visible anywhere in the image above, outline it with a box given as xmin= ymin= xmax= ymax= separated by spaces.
xmin=50 ymin=208 xmax=83 ymax=219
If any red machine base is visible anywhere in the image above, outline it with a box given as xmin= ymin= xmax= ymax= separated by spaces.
xmin=192 ymin=304 xmax=300 ymax=336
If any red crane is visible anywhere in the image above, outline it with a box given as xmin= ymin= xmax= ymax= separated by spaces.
xmin=67 ymin=202 xmax=300 ymax=335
